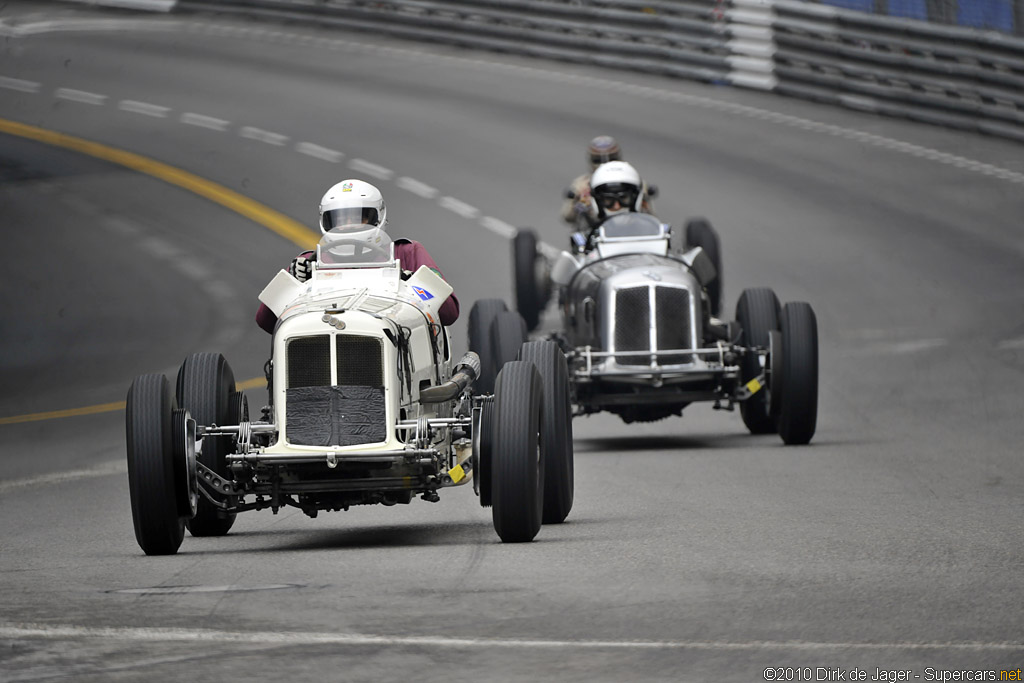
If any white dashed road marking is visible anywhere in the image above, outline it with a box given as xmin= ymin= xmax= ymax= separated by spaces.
xmin=479 ymin=216 xmax=518 ymax=239
xmin=0 ymin=461 xmax=125 ymax=494
xmin=296 ymin=142 xmax=344 ymax=163
xmin=396 ymin=176 xmax=438 ymax=199
xmin=997 ymin=337 xmax=1024 ymax=350
xmin=181 ymin=112 xmax=230 ymax=131
xmin=0 ymin=76 xmax=40 ymax=93
xmin=239 ymin=126 xmax=289 ymax=146
xmin=348 ymin=158 xmax=395 ymax=181
xmin=118 ymin=100 xmax=169 ymax=118
xmin=54 ymin=88 xmax=106 ymax=105
xmin=438 ymin=196 xmax=479 ymax=219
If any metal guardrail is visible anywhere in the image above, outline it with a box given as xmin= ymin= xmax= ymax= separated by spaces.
xmin=68 ymin=0 xmax=1024 ymax=142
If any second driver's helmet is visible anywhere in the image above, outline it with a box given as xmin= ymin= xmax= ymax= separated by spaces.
xmin=590 ymin=161 xmax=642 ymax=218
xmin=318 ymin=179 xmax=388 ymax=234
xmin=587 ymin=135 xmax=622 ymax=170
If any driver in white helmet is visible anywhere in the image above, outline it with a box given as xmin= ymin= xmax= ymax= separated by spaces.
xmin=587 ymin=160 xmax=653 ymax=223
xmin=256 ymin=179 xmax=460 ymax=333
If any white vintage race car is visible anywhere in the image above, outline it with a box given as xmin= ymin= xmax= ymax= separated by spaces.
xmin=125 ymin=228 xmax=574 ymax=555
xmin=494 ymin=212 xmax=818 ymax=443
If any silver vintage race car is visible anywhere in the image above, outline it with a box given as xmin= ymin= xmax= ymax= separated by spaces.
xmin=480 ymin=212 xmax=818 ymax=444
xmin=125 ymin=228 xmax=574 ymax=555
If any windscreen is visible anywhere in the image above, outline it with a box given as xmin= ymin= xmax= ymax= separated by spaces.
xmin=599 ymin=213 xmax=666 ymax=239
xmin=318 ymin=227 xmax=394 ymax=265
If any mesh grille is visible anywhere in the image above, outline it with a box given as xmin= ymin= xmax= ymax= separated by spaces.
xmin=337 ymin=336 xmax=384 ymax=387
xmin=288 ymin=336 xmax=331 ymax=388
xmin=615 ymin=286 xmax=650 ymax=366
xmin=656 ymin=287 xmax=691 ymax=365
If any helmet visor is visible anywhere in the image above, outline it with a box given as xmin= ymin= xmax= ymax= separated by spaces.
xmin=322 ymin=207 xmax=380 ymax=231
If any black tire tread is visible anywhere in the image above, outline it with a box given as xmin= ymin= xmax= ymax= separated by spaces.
xmin=491 ymin=361 xmax=544 ymax=543
xmin=736 ymin=288 xmax=781 ymax=434
xmin=468 ymin=299 xmax=507 ymax=395
xmin=778 ymin=302 xmax=819 ymax=445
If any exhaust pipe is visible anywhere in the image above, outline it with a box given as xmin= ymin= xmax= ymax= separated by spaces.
xmin=419 ymin=352 xmax=480 ymax=404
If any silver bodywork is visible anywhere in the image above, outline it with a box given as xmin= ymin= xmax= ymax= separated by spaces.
xmin=554 ymin=214 xmax=749 ymax=420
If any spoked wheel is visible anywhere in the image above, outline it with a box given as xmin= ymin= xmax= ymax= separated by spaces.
xmin=490 ymin=310 xmax=528 ymax=373
xmin=519 ymin=340 xmax=574 ymax=524
xmin=685 ymin=217 xmax=723 ymax=317
xmin=468 ymin=299 xmax=507 ymax=395
xmin=491 ymin=361 xmax=544 ymax=543
xmin=126 ymin=373 xmax=186 ymax=555
xmin=777 ymin=302 xmax=819 ymax=445
xmin=177 ymin=352 xmax=238 ymax=537
xmin=736 ymin=288 xmax=781 ymax=434
xmin=513 ymin=229 xmax=546 ymax=332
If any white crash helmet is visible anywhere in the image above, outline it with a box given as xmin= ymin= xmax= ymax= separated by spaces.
xmin=318 ymin=179 xmax=388 ymax=234
xmin=590 ymin=161 xmax=643 ymax=218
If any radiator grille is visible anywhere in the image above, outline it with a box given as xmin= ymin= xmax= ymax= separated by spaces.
xmin=615 ymin=286 xmax=650 ymax=366
xmin=337 ymin=336 xmax=384 ymax=387
xmin=656 ymin=287 xmax=691 ymax=365
xmin=287 ymin=336 xmax=331 ymax=388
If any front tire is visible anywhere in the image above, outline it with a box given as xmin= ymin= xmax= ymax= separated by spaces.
xmin=685 ymin=217 xmax=723 ymax=317
xmin=777 ymin=302 xmax=819 ymax=445
xmin=490 ymin=310 xmax=528 ymax=372
xmin=177 ymin=352 xmax=237 ymax=537
xmin=491 ymin=361 xmax=544 ymax=543
xmin=519 ymin=341 xmax=574 ymax=524
xmin=736 ymin=288 xmax=781 ymax=435
xmin=126 ymin=374 xmax=185 ymax=555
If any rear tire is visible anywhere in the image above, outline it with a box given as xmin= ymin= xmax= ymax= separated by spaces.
xmin=685 ymin=217 xmax=723 ymax=317
xmin=777 ymin=302 xmax=818 ymax=445
xmin=513 ymin=229 xmax=544 ymax=332
xmin=519 ymin=341 xmax=574 ymax=524
xmin=736 ymin=288 xmax=781 ymax=434
xmin=491 ymin=311 xmax=528 ymax=372
xmin=491 ymin=361 xmax=544 ymax=543
xmin=468 ymin=299 xmax=507 ymax=395
xmin=177 ymin=352 xmax=237 ymax=537
xmin=126 ymin=374 xmax=185 ymax=556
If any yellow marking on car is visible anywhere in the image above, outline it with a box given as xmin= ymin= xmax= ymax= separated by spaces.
xmin=0 ymin=118 xmax=317 ymax=250
xmin=448 ymin=464 xmax=466 ymax=484
xmin=0 ymin=378 xmax=265 ymax=425
xmin=745 ymin=378 xmax=762 ymax=395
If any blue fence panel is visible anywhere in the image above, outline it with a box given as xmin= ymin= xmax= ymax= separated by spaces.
xmin=821 ymin=0 xmax=875 ymax=12
xmin=956 ymin=0 xmax=1014 ymax=30
xmin=887 ymin=0 xmax=929 ymax=19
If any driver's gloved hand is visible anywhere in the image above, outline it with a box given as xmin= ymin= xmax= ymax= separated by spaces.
xmin=290 ymin=255 xmax=313 ymax=282
xmin=400 ymin=269 xmax=414 ymax=281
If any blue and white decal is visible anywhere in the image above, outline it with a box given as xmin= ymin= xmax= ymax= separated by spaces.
xmin=412 ymin=286 xmax=434 ymax=301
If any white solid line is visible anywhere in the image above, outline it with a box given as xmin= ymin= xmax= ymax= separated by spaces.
xmin=109 ymin=585 xmax=298 ymax=595
xmin=395 ymin=176 xmax=438 ymax=199
xmin=1 ymin=624 xmax=1021 ymax=652
xmin=348 ymin=158 xmax=394 ymax=181
xmin=438 ymin=196 xmax=479 ymax=220
xmin=296 ymin=142 xmax=344 ymax=163
xmin=0 ymin=462 xmax=125 ymax=494
xmin=0 ymin=76 xmax=41 ymax=93
xmin=239 ymin=126 xmax=289 ymax=146
xmin=54 ymin=88 xmax=106 ymax=105
xmin=180 ymin=112 xmax=230 ymax=131
xmin=118 ymin=100 xmax=169 ymax=118
xmin=479 ymin=216 xmax=517 ymax=239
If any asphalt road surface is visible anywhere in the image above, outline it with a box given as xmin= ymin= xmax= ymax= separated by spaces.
xmin=1 ymin=2 xmax=1022 ymax=681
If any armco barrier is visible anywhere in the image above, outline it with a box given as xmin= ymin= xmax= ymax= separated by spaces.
xmin=59 ymin=0 xmax=1024 ymax=142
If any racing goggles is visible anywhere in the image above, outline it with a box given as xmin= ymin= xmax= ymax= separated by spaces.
xmin=590 ymin=152 xmax=621 ymax=166
xmin=595 ymin=185 xmax=639 ymax=209
xmin=323 ymin=207 xmax=380 ymax=230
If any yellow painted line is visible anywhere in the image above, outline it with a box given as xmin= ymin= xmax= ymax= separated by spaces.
xmin=0 ymin=117 xmax=305 ymax=425
xmin=1 ymin=378 xmax=265 ymax=425
xmin=0 ymin=118 xmax=318 ymax=250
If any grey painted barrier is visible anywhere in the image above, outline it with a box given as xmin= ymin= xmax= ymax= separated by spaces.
xmin=57 ymin=0 xmax=1024 ymax=142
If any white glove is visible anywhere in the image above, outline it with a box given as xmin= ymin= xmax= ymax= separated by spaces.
xmin=290 ymin=255 xmax=313 ymax=282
